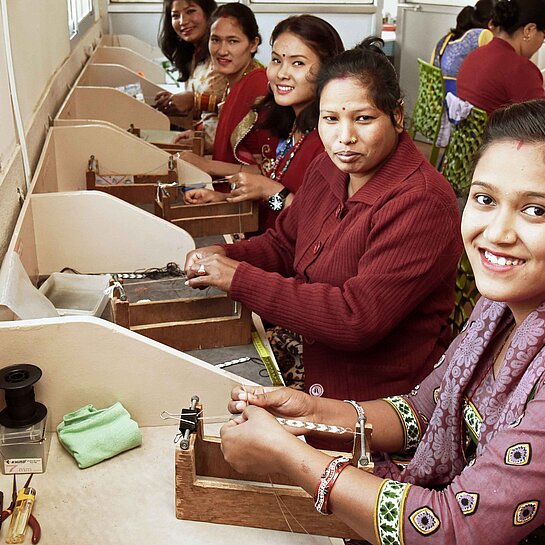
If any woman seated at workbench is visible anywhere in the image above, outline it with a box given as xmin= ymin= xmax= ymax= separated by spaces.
xmin=155 ymin=0 xmax=228 ymax=153
xmin=456 ymin=0 xmax=545 ymax=114
xmin=184 ymin=40 xmax=462 ymax=418
xmin=431 ymin=0 xmax=494 ymax=95
xmin=220 ymin=99 xmax=545 ymax=545
xmin=180 ymin=15 xmax=344 ymax=234
xmin=173 ymin=3 xmax=268 ymax=166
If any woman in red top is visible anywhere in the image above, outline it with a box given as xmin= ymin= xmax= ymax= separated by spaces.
xmin=457 ymin=0 xmax=545 ymax=113
xmin=184 ymin=39 xmax=462 ymax=408
xmin=181 ymin=15 xmax=344 ymax=233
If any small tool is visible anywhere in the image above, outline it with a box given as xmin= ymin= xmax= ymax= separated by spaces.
xmin=2 ymin=475 xmax=41 ymax=544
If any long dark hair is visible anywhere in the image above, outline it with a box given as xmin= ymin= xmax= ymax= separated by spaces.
xmin=490 ymin=0 xmax=545 ymax=34
xmin=451 ymin=0 xmax=495 ymax=39
xmin=473 ymin=100 xmax=545 ymax=170
xmin=158 ymin=0 xmax=217 ymax=82
xmin=208 ymin=3 xmax=261 ymax=57
xmin=258 ymin=15 xmax=344 ymax=138
xmin=316 ymin=37 xmax=403 ymax=128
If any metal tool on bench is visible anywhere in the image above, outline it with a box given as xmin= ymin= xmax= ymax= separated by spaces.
xmin=2 ymin=475 xmax=41 ymax=544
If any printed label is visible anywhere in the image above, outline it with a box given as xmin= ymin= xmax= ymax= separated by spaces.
xmin=4 ymin=458 xmax=43 ymax=474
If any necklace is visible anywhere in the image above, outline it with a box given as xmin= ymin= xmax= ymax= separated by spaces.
xmin=265 ymin=124 xmax=310 ymax=184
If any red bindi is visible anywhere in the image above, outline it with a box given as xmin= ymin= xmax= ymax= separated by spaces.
xmin=516 ymin=140 xmax=524 ymax=150
xmin=342 ymin=107 xmax=345 ymax=111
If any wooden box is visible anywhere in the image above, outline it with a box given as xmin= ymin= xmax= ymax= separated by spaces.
xmin=155 ymin=190 xmax=259 ymax=237
xmin=86 ymin=154 xmax=178 ymax=205
xmin=175 ymin=412 xmax=372 ymax=539
xmin=109 ymin=282 xmax=252 ymax=351
xmin=129 ymin=126 xmax=205 ymax=157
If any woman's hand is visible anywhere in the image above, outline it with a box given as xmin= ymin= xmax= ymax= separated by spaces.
xmin=184 ymin=245 xmax=226 ymax=276
xmin=174 ymin=129 xmax=194 ymax=144
xmin=154 ymin=91 xmax=194 ymax=115
xmin=183 ymin=188 xmax=227 ymax=204
xmin=228 ymin=385 xmax=318 ymax=426
xmin=226 ymin=172 xmax=284 ymax=203
xmin=220 ymin=405 xmax=300 ymax=475
xmin=154 ymin=90 xmax=172 ymax=111
xmin=178 ymin=151 xmax=213 ymax=173
xmin=184 ymin=245 xmax=238 ymax=292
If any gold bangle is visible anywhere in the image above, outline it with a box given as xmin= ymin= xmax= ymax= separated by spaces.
xmin=194 ymin=92 xmax=202 ymax=111
xmin=208 ymin=94 xmax=217 ymax=112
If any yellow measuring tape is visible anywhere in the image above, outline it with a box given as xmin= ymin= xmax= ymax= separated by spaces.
xmin=251 ymin=331 xmax=284 ymax=387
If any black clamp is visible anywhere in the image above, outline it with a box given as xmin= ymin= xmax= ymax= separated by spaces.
xmin=179 ymin=395 xmax=199 ymax=450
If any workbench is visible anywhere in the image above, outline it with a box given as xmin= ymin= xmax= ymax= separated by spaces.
xmin=0 ymin=317 xmax=340 ymax=544
xmin=10 ymin=427 xmax=340 ymax=545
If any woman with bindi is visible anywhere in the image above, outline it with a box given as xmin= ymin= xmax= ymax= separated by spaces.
xmin=155 ymin=0 xmax=227 ymax=153
xmin=183 ymin=3 xmax=267 ymax=165
xmin=181 ymin=15 xmax=343 ymax=234
xmin=184 ymin=39 xmax=462 ymax=415
xmin=221 ymin=98 xmax=545 ymax=545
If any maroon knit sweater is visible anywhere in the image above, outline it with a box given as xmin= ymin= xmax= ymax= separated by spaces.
xmin=457 ymin=37 xmax=545 ymax=113
xmin=224 ymin=132 xmax=463 ymax=402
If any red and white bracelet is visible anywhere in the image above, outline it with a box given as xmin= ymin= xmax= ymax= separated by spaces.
xmin=314 ymin=455 xmax=351 ymax=515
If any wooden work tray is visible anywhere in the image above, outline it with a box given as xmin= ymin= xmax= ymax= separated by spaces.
xmin=109 ymin=279 xmax=252 ymax=351
xmin=129 ymin=126 xmax=205 ymax=156
xmin=155 ymin=193 xmax=258 ymax=237
xmin=175 ymin=413 xmax=373 ymax=539
xmin=86 ymin=154 xmax=178 ymax=205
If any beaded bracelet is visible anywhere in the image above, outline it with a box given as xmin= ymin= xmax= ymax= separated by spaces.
xmin=314 ymin=455 xmax=351 ymax=515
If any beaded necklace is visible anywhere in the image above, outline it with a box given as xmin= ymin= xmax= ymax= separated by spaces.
xmin=266 ymin=124 xmax=310 ymax=184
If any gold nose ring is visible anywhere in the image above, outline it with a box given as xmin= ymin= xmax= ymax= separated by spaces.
xmin=349 ymin=136 xmax=358 ymax=144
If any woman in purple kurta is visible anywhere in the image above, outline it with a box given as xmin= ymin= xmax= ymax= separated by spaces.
xmin=218 ymin=99 xmax=545 ymax=545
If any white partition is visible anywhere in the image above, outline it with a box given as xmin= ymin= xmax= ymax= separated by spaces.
xmin=75 ymin=63 xmax=167 ymax=105
xmin=55 ymin=86 xmax=170 ymax=131
xmin=90 ymin=46 xmax=167 ymax=84
xmin=100 ymin=34 xmax=164 ymax=62
xmin=0 ymin=316 xmax=251 ymax=429
xmin=8 ymin=191 xmax=195 ymax=280
xmin=32 ymin=124 xmax=209 ymax=195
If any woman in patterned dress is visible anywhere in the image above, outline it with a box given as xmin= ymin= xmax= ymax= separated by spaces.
xmin=155 ymin=0 xmax=227 ymax=152
xmin=431 ymin=0 xmax=494 ymax=95
xmin=219 ymin=99 xmax=545 ymax=545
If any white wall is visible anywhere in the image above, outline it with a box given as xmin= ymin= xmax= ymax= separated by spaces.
xmin=108 ymin=5 xmax=380 ymax=66
xmin=0 ymin=0 xmax=109 ymax=264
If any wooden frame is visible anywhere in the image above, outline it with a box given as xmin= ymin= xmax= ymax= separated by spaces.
xmin=175 ymin=408 xmax=373 ymax=538
xmin=155 ymin=187 xmax=259 ymax=237
xmin=86 ymin=153 xmax=179 ymax=205
xmin=110 ymin=289 xmax=252 ymax=351
xmin=128 ymin=125 xmax=205 ymax=156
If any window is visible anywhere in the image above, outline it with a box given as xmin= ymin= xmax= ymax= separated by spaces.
xmin=67 ymin=0 xmax=94 ymax=39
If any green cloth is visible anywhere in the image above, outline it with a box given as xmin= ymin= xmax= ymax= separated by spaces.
xmin=57 ymin=402 xmax=142 ymax=469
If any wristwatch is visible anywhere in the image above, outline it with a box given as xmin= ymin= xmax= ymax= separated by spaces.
xmin=268 ymin=187 xmax=290 ymax=212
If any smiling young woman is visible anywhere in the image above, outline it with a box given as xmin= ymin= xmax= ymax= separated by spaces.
xmin=155 ymin=0 xmax=228 ymax=152
xmin=183 ymin=39 xmax=462 ymax=419
xmin=219 ymin=99 xmax=545 ymax=545
xmin=181 ymin=14 xmax=344 ymax=235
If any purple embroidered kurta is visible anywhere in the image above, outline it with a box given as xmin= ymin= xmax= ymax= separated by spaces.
xmin=373 ymin=297 xmax=545 ymax=544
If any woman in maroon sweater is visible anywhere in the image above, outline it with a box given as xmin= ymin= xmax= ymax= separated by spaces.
xmin=184 ymin=39 xmax=463 ymax=409
xmin=457 ymin=0 xmax=545 ymax=113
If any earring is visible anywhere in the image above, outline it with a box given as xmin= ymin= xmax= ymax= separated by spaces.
xmin=523 ymin=35 xmax=530 ymax=41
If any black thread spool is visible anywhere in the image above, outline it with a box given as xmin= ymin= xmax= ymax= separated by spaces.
xmin=0 ymin=364 xmax=47 ymax=428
